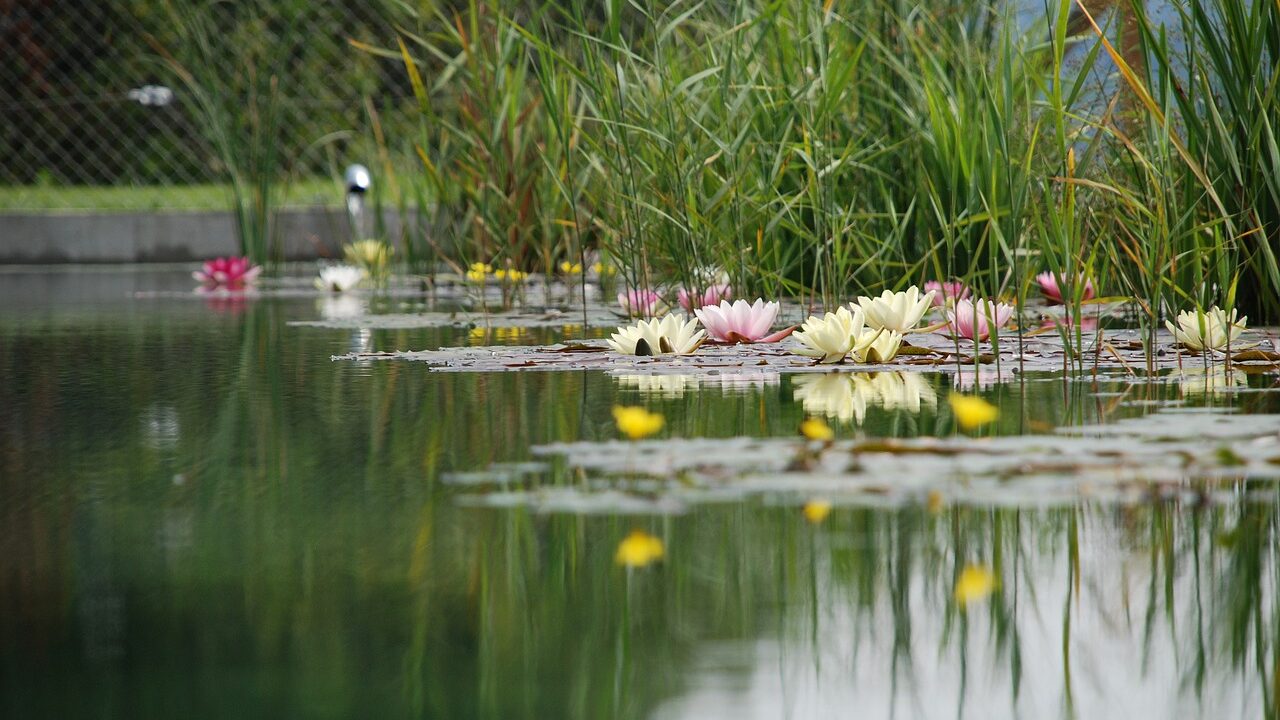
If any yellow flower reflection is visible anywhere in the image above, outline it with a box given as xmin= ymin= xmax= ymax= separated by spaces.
xmin=612 ymin=405 xmax=664 ymax=440
xmin=954 ymin=565 xmax=997 ymax=606
xmin=949 ymin=393 xmax=998 ymax=430
xmin=803 ymin=500 xmax=832 ymax=524
xmin=799 ymin=417 xmax=834 ymax=441
xmin=616 ymin=530 xmax=664 ymax=567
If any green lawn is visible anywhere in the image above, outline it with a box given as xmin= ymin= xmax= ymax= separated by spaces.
xmin=0 ymin=178 xmax=342 ymax=212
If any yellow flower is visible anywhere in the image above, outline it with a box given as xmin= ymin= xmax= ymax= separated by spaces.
xmin=615 ymin=530 xmax=664 ymax=567
xmin=494 ymin=268 xmax=528 ymax=282
xmin=560 ymin=261 xmax=583 ymax=275
xmin=592 ymin=261 xmax=617 ymax=276
xmin=954 ymin=565 xmax=997 ymax=606
xmin=465 ymin=262 xmax=492 ymax=282
xmin=803 ymin=500 xmax=832 ymax=524
xmin=343 ymin=239 xmax=393 ymax=279
xmin=613 ymin=405 xmax=664 ymax=440
xmin=949 ymin=393 xmax=998 ymax=430
xmin=799 ymin=417 xmax=834 ymax=441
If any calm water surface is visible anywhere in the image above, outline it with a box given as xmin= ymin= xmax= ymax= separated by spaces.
xmin=2 ymin=268 xmax=1278 ymax=719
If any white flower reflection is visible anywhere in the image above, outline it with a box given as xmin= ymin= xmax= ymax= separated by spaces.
xmin=613 ymin=374 xmax=700 ymax=398
xmin=613 ymin=372 xmax=781 ymax=398
xmin=317 ymin=295 xmax=365 ymax=320
xmin=791 ymin=372 xmax=937 ymax=424
xmin=951 ymin=367 xmax=1016 ymax=391
xmin=1168 ymin=367 xmax=1246 ymax=396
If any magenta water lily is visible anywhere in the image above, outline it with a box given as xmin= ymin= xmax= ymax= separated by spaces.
xmin=945 ymin=299 xmax=1015 ymax=341
xmin=678 ymin=283 xmax=732 ymax=312
xmin=1036 ymin=272 xmax=1095 ymax=305
xmin=193 ymin=257 xmax=261 ymax=289
xmin=693 ymin=299 xmax=794 ymax=344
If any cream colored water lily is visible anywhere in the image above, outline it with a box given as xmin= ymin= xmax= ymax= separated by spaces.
xmin=854 ymin=329 xmax=903 ymax=363
xmin=855 ymin=287 xmax=935 ymax=332
xmin=791 ymin=306 xmax=878 ymax=363
xmin=607 ymin=314 xmax=706 ymax=356
xmin=1166 ymin=306 xmax=1247 ymax=351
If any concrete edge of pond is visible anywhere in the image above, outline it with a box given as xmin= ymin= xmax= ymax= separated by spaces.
xmin=0 ymin=207 xmax=415 ymax=263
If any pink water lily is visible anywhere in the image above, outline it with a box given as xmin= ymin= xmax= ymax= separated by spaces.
xmin=1036 ymin=271 xmax=1094 ymax=305
xmin=193 ymin=256 xmax=261 ymax=288
xmin=923 ymin=280 xmax=970 ymax=307
xmin=945 ymin=298 xmax=1015 ymax=341
xmin=678 ymin=283 xmax=732 ymax=312
xmin=617 ymin=288 xmax=664 ymax=317
xmin=694 ymin=299 xmax=794 ymax=344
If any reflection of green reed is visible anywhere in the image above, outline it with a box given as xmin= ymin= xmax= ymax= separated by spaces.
xmin=6 ymin=305 xmax=1280 ymax=716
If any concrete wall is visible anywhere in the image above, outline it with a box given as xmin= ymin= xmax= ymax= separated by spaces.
xmin=0 ymin=208 xmax=412 ymax=263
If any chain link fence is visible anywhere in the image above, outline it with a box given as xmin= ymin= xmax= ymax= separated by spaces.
xmin=0 ymin=0 xmax=415 ymax=209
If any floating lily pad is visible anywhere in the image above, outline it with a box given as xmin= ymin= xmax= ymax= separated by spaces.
xmin=445 ymin=411 xmax=1280 ymax=514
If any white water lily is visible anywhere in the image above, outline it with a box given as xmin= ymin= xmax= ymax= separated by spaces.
xmin=1165 ymin=306 xmax=1246 ymax=351
xmin=792 ymin=306 xmax=877 ymax=363
xmin=855 ymin=329 xmax=903 ymax=363
xmin=855 ymin=287 xmax=935 ymax=332
xmin=315 ymin=265 xmax=364 ymax=292
xmin=608 ymin=314 xmax=706 ymax=356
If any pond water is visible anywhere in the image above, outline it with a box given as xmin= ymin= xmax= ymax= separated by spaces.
xmin=3 ymin=268 xmax=1279 ymax=719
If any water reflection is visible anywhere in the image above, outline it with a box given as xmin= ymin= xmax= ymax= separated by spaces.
xmin=1 ymin=273 xmax=1279 ymax=719
xmin=613 ymin=371 xmax=779 ymax=398
xmin=792 ymin=371 xmax=937 ymax=423
xmin=1169 ymin=366 xmax=1247 ymax=396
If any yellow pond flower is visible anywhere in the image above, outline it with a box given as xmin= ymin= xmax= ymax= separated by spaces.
xmin=465 ymin=262 xmax=492 ymax=282
xmin=616 ymin=530 xmax=665 ymax=567
xmin=954 ymin=565 xmax=997 ymax=606
xmin=592 ymin=261 xmax=617 ymax=276
xmin=560 ymin=261 xmax=583 ymax=275
xmin=494 ymin=268 xmax=528 ymax=282
xmin=803 ymin=500 xmax=832 ymax=524
xmin=613 ymin=405 xmax=664 ymax=440
xmin=949 ymin=393 xmax=998 ymax=431
xmin=799 ymin=417 xmax=834 ymax=441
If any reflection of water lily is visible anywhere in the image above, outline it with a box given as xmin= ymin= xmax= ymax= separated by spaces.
xmin=613 ymin=373 xmax=699 ymax=398
xmin=694 ymin=299 xmax=791 ymax=343
xmin=855 ymin=287 xmax=934 ymax=332
xmin=924 ymin=280 xmax=970 ymax=307
xmin=792 ymin=307 xmax=873 ymax=363
xmin=678 ymin=283 xmax=733 ymax=312
xmin=317 ymin=295 xmax=364 ymax=320
xmin=792 ymin=372 xmax=935 ymax=423
xmin=607 ymin=314 xmax=706 ymax=356
xmin=315 ymin=265 xmax=363 ymax=292
xmin=945 ymin=298 xmax=1015 ymax=341
xmin=952 ymin=367 xmax=1013 ymax=391
xmin=1169 ymin=367 xmax=1247 ymax=396
xmin=618 ymin=288 xmax=664 ymax=317
xmin=1166 ymin=306 xmax=1246 ymax=351
xmin=193 ymin=256 xmax=261 ymax=288
xmin=1036 ymin=271 xmax=1094 ymax=305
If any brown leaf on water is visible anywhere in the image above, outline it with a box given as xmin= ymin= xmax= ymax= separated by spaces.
xmin=1232 ymin=349 xmax=1280 ymax=362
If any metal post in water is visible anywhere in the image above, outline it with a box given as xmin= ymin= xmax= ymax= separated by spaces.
xmin=343 ymin=164 xmax=371 ymax=243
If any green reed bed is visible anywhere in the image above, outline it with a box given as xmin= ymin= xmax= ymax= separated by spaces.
xmin=341 ymin=0 xmax=1274 ymax=336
